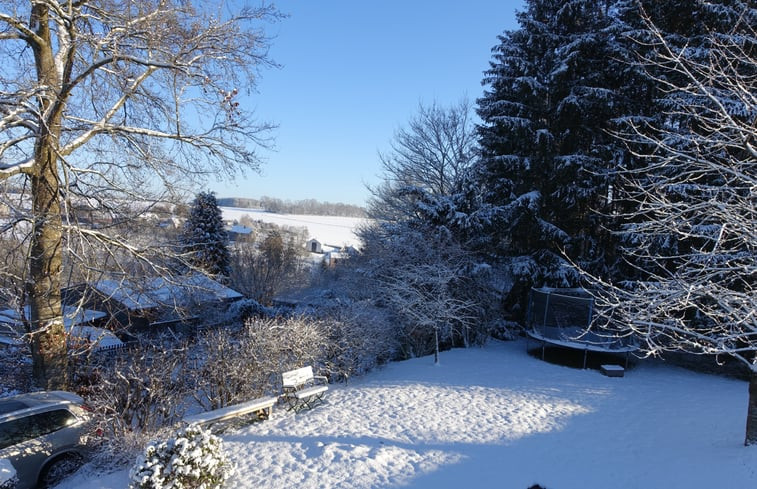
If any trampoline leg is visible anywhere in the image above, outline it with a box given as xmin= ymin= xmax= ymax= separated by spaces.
xmin=583 ymin=349 xmax=588 ymax=369
xmin=541 ymin=342 xmax=545 ymax=361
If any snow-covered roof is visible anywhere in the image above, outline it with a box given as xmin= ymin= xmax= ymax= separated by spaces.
xmin=0 ymin=305 xmax=106 ymax=328
xmin=92 ymin=274 xmax=243 ymax=311
xmin=68 ymin=324 xmax=124 ymax=352
xmin=0 ymin=306 xmax=121 ymax=352
xmin=92 ymin=279 xmax=158 ymax=310
xmin=229 ymin=224 xmax=253 ymax=235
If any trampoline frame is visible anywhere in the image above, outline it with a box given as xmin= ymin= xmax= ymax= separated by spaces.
xmin=525 ymin=287 xmax=638 ymax=368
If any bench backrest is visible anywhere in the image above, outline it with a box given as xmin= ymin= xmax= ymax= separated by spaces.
xmin=283 ymin=366 xmax=314 ymax=388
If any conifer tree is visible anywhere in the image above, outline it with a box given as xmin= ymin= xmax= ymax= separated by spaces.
xmin=613 ymin=0 xmax=753 ymax=276
xmin=183 ymin=192 xmax=231 ymax=279
xmin=473 ymin=0 xmax=635 ymax=317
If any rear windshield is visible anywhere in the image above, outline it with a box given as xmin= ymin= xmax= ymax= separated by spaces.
xmin=0 ymin=409 xmax=78 ymax=449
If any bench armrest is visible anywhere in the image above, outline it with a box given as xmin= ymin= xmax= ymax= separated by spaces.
xmin=313 ymin=375 xmax=328 ymax=383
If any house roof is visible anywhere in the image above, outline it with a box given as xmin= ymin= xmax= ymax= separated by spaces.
xmin=229 ymin=225 xmax=253 ymax=235
xmin=0 ymin=306 xmax=122 ymax=352
xmin=0 ymin=305 xmax=107 ymax=328
xmin=92 ymin=274 xmax=243 ymax=311
xmin=68 ymin=324 xmax=124 ymax=351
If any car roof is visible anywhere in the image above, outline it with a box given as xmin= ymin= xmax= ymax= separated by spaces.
xmin=0 ymin=391 xmax=83 ymax=419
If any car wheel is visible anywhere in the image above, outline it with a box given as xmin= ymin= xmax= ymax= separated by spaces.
xmin=38 ymin=453 xmax=83 ymax=488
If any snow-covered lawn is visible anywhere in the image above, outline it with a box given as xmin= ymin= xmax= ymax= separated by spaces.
xmin=58 ymin=340 xmax=757 ymax=489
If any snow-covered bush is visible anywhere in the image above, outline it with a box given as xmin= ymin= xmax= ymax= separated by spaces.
xmin=316 ymin=300 xmax=401 ymax=381
xmin=128 ymin=424 xmax=233 ymax=489
xmin=223 ymin=298 xmax=275 ymax=323
xmin=86 ymin=345 xmax=189 ymax=434
xmin=79 ymin=346 xmax=190 ymax=468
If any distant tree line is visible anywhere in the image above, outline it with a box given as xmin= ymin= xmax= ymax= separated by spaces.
xmin=218 ymin=196 xmax=366 ymax=217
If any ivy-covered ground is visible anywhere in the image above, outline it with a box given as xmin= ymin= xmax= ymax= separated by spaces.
xmin=59 ymin=340 xmax=757 ymax=488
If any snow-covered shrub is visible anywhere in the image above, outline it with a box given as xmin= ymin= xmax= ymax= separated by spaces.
xmin=241 ymin=315 xmax=331 ymax=381
xmin=191 ymin=327 xmax=258 ymax=411
xmin=488 ymin=319 xmax=521 ymax=341
xmin=223 ymin=298 xmax=275 ymax=324
xmin=80 ymin=346 xmax=190 ymax=467
xmin=128 ymin=424 xmax=234 ymax=489
xmin=316 ymin=300 xmax=401 ymax=381
xmin=87 ymin=346 xmax=188 ymax=434
xmin=190 ymin=315 xmax=331 ymax=411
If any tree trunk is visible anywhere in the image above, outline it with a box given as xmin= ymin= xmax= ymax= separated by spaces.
xmin=28 ymin=131 xmax=67 ymax=389
xmin=746 ymin=370 xmax=757 ymax=446
xmin=27 ymin=3 xmax=67 ymax=390
xmin=434 ymin=326 xmax=440 ymax=364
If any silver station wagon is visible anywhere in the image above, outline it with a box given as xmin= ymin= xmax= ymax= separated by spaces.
xmin=0 ymin=391 xmax=91 ymax=489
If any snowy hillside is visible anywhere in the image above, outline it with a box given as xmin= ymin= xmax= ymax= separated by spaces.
xmin=59 ymin=340 xmax=757 ymax=489
xmin=221 ymin=207 xmax=368 ymax=248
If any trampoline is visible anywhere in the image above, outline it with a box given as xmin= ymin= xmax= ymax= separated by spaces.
xmin=525 ymin=287 xmax=638 ymax=368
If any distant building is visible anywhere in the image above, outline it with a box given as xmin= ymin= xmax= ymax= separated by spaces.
xmin=306 ymin=238 xmax=323 ymax=254
xmin=227 ymin=224 xmax=253 ymax=241
xmin=325 ymin=250 xmax=349 ymax=267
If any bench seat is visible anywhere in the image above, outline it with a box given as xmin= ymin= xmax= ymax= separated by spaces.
xmin=282 ymin=366 xmax=329 ymax=412
xmin=183 ymin=395 xmax=278 ymax=426
xmin=293 ymin=385 xmax=328 ymax=400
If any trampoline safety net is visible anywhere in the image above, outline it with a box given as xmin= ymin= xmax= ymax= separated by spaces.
xmin=526 ymin=288 xmax=636 ymax=351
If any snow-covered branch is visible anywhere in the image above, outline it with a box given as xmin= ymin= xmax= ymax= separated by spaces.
xmin=590 ymin=7 xmax=756 ymax=379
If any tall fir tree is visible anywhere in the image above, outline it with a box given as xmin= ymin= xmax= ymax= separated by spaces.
xmin=613 ymin=0 xmax=755 ymax=276
xmin=473 ymin=0 xmax=637 ymax=317
xmin=183 ymin=191 xmax=231 ymax=280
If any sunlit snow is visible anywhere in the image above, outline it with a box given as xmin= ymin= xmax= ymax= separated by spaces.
xmin=58 ymin=340 xmax=757 ymax=489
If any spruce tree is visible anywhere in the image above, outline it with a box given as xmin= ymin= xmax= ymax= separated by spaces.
xmin=183 ymin=191 xmax=231 ymax=279
xmin=613 ymin=0 xmax=754 ymax=276
xmin=473 ymin=0 xmax=635 ymax=317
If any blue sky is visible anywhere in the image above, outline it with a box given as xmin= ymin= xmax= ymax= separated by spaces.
xmin=208 ymin=1 xmax=524 ymax=207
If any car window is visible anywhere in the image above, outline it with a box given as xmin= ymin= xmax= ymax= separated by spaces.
xmin=0 ymin=409 xmax=78 ymax=449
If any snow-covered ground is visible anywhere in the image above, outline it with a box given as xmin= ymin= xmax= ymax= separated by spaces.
xmin=58 ymin=339 xmax=757 ymax=489
xmin=221 ymin=207 xmax=367 ymax=248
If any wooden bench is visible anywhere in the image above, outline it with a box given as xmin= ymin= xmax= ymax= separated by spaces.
xmin=183 ymin=395 xmax=278 ymax=429
xmin=282 ymin=366 xmax=328 ymax=412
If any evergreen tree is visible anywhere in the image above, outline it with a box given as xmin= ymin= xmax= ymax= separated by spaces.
xmin=613 ymin=0 xmax=754 ymax=277
xmin=472 ymin=0 xmax=636 ymax=317
xmin=183 ymin=191 xmax=231 ymax=279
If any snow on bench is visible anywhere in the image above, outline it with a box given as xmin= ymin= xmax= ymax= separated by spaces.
xmin=282 ymin=366 xmax=328 ymax=412
xmin=183 ymin=396 xmax=278 ymax=428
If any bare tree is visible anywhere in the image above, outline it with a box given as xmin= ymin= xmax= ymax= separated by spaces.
xmin=368 ymin=98 xmax=477 ymax=221
xmin=362 ymin=225 xmax=482 ymax=363
xmin=0 ymin=1 xmax=279 ymax=388
xmin=589 ymin=9 xmax=757 ymax=445
xmin=358 ymin=99 xmax=489 ymax=361
xmin=229 ymin=231 xmax=306 ymax=305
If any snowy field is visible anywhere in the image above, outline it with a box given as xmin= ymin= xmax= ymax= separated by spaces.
xmin=59 ymin=340 xmax=757 ymax=489
xmin=221 ymin=207 xmax=367 ymax=248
